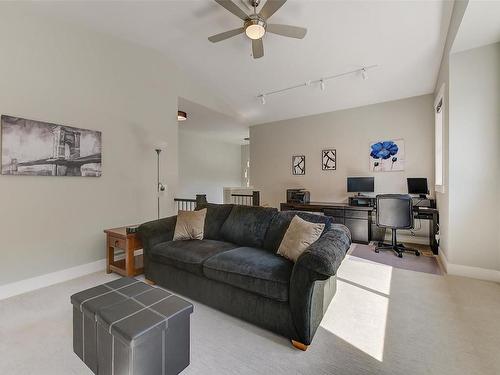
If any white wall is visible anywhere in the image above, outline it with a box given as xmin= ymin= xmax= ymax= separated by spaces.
xmin=250 ymin=95 xmax=435 ymax=239
xmin=434 ymin=0 xmax=469 ymax=261
xmin=448 ymin=42 xmax=500 ymax=272
xmin=0 ymin=6 xmax=231 ymax=286
xmin=178 ymin=130 xmax=241 ymax=203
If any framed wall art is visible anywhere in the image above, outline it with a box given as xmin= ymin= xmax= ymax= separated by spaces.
xmin=322 ymin=149 xmax=336 ymax=170
xmin=292 ymin=155 xmax=305 ymax=175
xmin=369 ymin=139 xmax=405 ymax=172
xmin=1 ymin=115 xmax=102 ymax=177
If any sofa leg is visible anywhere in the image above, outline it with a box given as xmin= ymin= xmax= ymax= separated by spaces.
xmin=145 ymin=278 xmax=156 ymax=285
xmin=291 ymin=340 xmax=309 ymax=351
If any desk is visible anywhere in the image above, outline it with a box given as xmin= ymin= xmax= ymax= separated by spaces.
xmin=280 ymin=202 xmax=439 ymax=254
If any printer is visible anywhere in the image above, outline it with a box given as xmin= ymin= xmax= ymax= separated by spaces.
xmin=286 ymin=189 xmax=311 ymax=204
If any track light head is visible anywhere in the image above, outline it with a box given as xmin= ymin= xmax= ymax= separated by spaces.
xmin=259 ymin=94 xmax=266 ymax=105
xmin=361 ymin=68 xmax=368 ymax=80
xmin=320 ymin=79 xmax=325 ymax=91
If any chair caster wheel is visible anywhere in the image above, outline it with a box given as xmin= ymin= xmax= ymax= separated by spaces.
xmin=398 ymin=253 xmax=403 ymax=258
xmin=415 ymin=251 xmax=420 ymax=256
xmin=374 ymin=249 xmax=379 ymax=253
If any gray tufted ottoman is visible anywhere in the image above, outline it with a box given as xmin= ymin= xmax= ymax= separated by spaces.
xmin=71 ymin=278 xmax=193 ymax=375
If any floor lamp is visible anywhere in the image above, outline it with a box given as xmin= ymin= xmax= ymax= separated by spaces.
xmin=155 ymin=145 xmax=166 ymax=220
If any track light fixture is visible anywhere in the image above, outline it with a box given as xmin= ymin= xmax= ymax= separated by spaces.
xmin=257 ymin=65 xmax=378 ymax=104
xmin=361 ymin=68 xmax=368 ymax=80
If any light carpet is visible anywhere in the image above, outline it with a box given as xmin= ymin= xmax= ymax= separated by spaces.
xmin=1 ymin=248 xmax=499 ymax=375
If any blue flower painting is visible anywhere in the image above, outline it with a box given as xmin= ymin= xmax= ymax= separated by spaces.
xmin=369 ymin=138 xmax=405 ymax=171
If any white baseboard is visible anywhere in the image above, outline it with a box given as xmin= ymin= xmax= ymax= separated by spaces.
xmin=439 ymin=248 xmax=500 ymax=283
xmin=0 ymin=258 xmax=106 ymax=301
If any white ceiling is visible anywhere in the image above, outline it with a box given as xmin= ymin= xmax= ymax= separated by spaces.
xmin=452 ymin=0 xmax=500 ymax=53
xmin=178 ymin=97 xmax=248 ymax=144
xmin=22 ymin=0 xmax=453 ymax=127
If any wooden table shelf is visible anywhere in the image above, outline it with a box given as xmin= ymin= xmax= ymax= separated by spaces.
xmin=104 ymin=226 xmax=143 ymax=277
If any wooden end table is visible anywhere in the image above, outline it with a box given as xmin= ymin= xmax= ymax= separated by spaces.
xmin=104 ymin=226 xmax=143 ymax=277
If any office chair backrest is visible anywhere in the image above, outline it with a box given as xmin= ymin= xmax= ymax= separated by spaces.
xmin=376 ymin=194 xmax=414 ymax=229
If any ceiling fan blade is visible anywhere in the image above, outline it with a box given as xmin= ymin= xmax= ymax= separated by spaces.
xmin=266 ymin=24 xmax=307 ymax=39
xmin=208 ymin=28 xmax=245 ymax=43
xmin=239 ymin=0 xmax=253 ymax=11
xmin=252 ymin=38 xmax=264 ymax=59
xmin=259 ymin=0 xmax=287 ymax=20
xmin=215 ymin=0 xmax=249 ymax=20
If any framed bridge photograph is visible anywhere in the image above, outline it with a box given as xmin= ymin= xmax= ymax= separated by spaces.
xmin=1 ymin=115 xmax=102 ymax=177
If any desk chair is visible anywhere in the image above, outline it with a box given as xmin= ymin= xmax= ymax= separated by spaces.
xmin=375 ymin=194 xmax=420 ymax=258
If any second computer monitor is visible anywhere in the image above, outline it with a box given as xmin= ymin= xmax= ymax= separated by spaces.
xmin=347 ymin=177 xmax=374 ymax=194
xmin=407 ymin=178 xmax=429 ymax=198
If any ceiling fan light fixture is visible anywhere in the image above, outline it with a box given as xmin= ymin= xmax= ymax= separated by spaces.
xmin=177 ymin=110 xmax=187 ymax=121
xmin=245 ymin=17 xmax=266 ymax=40
xmin=246 ymin=24 xmax=265 ymax=39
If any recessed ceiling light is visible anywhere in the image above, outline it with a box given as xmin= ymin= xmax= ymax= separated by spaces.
xmin=177 ymin=110 xmax=187 ymax=121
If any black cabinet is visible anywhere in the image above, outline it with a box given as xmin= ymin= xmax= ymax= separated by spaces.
xmin=324 ymin=208 xmax=372 ymax=244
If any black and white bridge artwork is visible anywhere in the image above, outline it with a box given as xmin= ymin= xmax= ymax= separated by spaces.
xmin=322 ymin=149 xmax=336 ymax=170
xmin=1 ymin=115 xmax=102 ymax=177
xmin=292 ymin=155 xmax=305 ymax=175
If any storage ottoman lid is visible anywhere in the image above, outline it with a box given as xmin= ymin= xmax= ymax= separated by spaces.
xmin=97 ymin=288 xmax=193 ymax=346
xmin=70 ymin=277 xmax=151 ymax=316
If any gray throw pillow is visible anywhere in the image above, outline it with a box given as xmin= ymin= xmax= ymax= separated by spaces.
xmin=277 ymin=215 xmax=325 ymax=262
xmin=173 ymin=209 xmax=207 ymax=240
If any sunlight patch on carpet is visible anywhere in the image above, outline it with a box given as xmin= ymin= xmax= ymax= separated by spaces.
xmin=321 ymin=257 xmax=393 ymax=362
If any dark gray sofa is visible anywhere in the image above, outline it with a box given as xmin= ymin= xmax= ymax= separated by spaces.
xmin=138 ymin=203 xmax=351 ymax=349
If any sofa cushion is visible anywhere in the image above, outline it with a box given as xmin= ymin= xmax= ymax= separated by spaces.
xmin=195 ymin=203 xmax=234 ymax=240
xmin=220 ymin=205 xmax=278 ymax=248
xmin=263 ymin=211 xmax=333 ymax=252
xmin=203 ymin=247 xmax=293 ymax=302
xmin=149 ymin=240 xmax=238 ymax=276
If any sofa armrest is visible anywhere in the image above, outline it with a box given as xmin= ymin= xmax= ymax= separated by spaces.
xmin=138 ymin=216 xmax=177 ymax=271
xmin=295 ymin=224 xmax=351 ymax=279
xmin=288 ymin=225 xmax=351 ymax=344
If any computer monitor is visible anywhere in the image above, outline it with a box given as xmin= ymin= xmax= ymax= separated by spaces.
xmin=407 ymin=178 xmax=429 ymax=198
xmin=347 ymin=177 xmax=374 ymax=195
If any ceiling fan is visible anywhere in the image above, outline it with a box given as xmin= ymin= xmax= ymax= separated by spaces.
xmin=208 ymin=0 xmax=307 ymax=59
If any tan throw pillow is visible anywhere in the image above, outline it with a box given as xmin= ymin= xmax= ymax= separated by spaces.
xmin=173 ymin=209 xmax=207 ymax=241
xmin=277 ymin=216 xmax=325 ymax=262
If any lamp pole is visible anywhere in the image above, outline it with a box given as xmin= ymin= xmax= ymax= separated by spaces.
xmin=155 ymin=148 xmax=161 ymax=220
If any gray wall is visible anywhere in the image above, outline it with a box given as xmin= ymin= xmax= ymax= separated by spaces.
xmin=0 ymin=7 xmax=231 ymax=286
xmin=250 ymin=95 xmax=435 ymax=240
xmin=241 ymin=144 xmax=250 ymax=187
xmin=448 ymin=42 xmax=500 ymax=271
xmin=178 ymin=130 xmax=242 ymax=203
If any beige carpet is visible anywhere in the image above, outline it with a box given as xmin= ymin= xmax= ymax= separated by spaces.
xmin=1 ymin=249 xmax=499 ymax=375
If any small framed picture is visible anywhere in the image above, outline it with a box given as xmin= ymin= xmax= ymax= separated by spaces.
xmin=322 ymin=149 xmax=336 ymax=170
xmin=292 ymin=155 xmax=305 ymax=175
